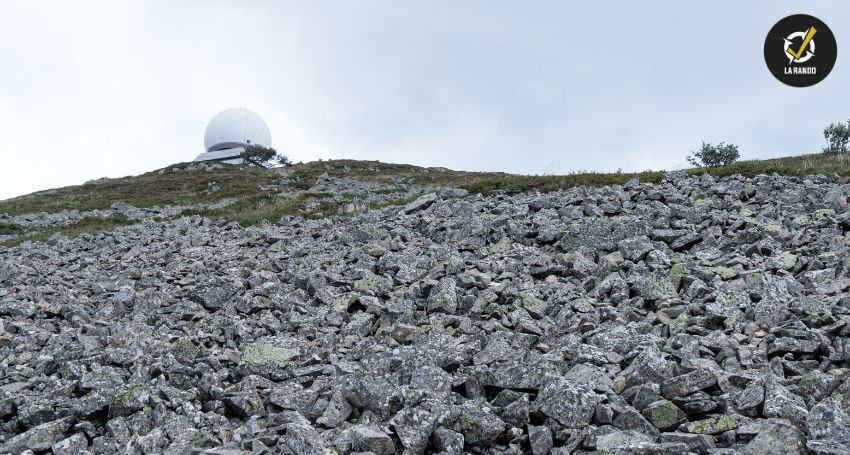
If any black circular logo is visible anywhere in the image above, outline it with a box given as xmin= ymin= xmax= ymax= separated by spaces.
xmin=764 ymin=14 xmax=837 ymax=87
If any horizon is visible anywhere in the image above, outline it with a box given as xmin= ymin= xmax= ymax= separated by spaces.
xmin=1 ymin=1 xmax=848 ymax=200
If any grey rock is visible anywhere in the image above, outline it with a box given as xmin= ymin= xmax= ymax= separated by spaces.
xmin=642 ymin=399 xmax=687 ymax=430
xmin=51 ymin=433 xmax=89 ymax=455
xmin=528 ymin=425 xmax=553 ymax=455
xmin=536 ymin=377 xmax=603 ymax=428
xmin=433 ymin=427 xmax=464 ymax=454
xmin=661 ymin=369 xmax=717 ymax=399
xmin=109 ymin=385 xmax=151 ymax=418
xmin=807 ymin=397 xmax=850 ymax=444
xmin=448 ymin=400 xmax=506 ymax=446
xmin=658 ymin=432 xmax=715 ymax=454
xmin=740 ymin=419 xmax=806 ymax=455
xmin=401 ymin=192 xmax=438 ymax=214
xmin=763 ymin=376 xmax=808 ymax=426
xmin=613 ymin=407 xmax=660 ymax=437
xmin=0 ymin=416 xmax=74 ymax=454
xmin=391 ymin=407 xmax=436 ymax=455
xmin=350 ymin=425 xmax=395 ymax=454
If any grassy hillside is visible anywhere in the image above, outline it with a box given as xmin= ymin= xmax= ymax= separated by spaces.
xmin=2 ymin=152 xmax=850 ymax=218
xmin=2 ymin=152 xmax=850 ymax=247
xmin=0 ymin=163 xmax=280 ymax=216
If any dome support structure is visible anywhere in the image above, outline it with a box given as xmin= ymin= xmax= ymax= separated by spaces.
xmin=194 ymin=108 xmax=272 ymax=164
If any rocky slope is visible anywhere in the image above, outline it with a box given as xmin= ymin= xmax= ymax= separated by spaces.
xmin=1 ymin=170 xmax=850 ymax=454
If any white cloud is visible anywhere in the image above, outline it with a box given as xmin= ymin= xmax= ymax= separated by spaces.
xmin=0 ymin=1 xmax=848 ymax=200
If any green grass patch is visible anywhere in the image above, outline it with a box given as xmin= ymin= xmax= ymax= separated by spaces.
xmin=300 ymin=191 xmax=334 ymax=199
xmin=686 ymin=152 xmax=850 ymax=179
xmin=183 ymin=193 xmax=350 ymax=226
xmin=458 ymin=171 xmax=665 ymax=195
xmin=0 ymin=223 xmax=24 ymax=235
xmin=2 ymin=217 xmax=136 ymax=247
xmin=368 ymin=195 xmax=420 ymax=210
xmin=0 ymin=163 xmax=279 ymax=216
xmin=374 ymin=187 xmax=409 ymax=194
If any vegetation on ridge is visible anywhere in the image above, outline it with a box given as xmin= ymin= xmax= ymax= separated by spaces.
xmin=3 ymin=151 xmax=850 ymax=247
xmin=3 ymin=153 xmax=850 ymax=218
xmin=2 ymin=217 xmax=135 ymax=247
xmin=0 ymin=163 xmax=279 ymax=216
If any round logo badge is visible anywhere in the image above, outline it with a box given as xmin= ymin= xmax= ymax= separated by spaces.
xmin=764 ymin=14 xmax=837 ymax=87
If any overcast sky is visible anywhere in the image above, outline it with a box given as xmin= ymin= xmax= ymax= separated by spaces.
xmin=1 ymin=1 xmax=848 ymax=200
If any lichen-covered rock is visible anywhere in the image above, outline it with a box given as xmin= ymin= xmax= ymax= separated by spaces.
xmin=763 ymin=376 xmax=809 ymax=426
xmin=661 ymin=369 xmax=717 ymax=399
xmin=536 ymin=377 xmax=603 ymax=428
xmin=642 ymin=399 xmax=687 ymax=430
xmin=433 ymin=426 xmax=464 ymax=454
xmin=0 ymin=417 xmax=74 ymax=454
xmin=806 ymin=397 xmax=850 ymax=445
xmin=109 ymin=384 xmax=151 ymax=418
xmin=741 ymin=419 xmax=806 ymax=455
xmin=349 ymin=425 xmax=395 ymax=454
xmin=447 ymin=400 xmax=506 ymax=446
xmin=51 ymin=433 xmax=89 ymax=455
xmin=391 ymin=407 xmax=436 ymax=454
xmin=685 ymin=415 xmax=737 ymax=435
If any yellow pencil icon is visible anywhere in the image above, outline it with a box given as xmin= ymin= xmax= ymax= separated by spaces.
xmin=786 ymin=26 xmax=817 ymax=62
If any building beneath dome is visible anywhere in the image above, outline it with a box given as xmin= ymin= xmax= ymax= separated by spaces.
xmin=194 ymin=108 xmax=272 ymax=164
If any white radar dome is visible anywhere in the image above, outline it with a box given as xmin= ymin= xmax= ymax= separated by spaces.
xmin=203 ymin=108 xmax=272 ymax=152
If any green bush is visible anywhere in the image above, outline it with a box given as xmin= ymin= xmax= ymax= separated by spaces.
xmin=823 ymin=120 xmax=850 ymax=154
xmin=687 ymin=141 xmax=740 ymax=168
xmin=240 ymin=145 xmax=292 ymax=168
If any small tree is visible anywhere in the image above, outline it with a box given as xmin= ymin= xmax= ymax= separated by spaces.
xmin=823 ymin=120 xmax=850 ymax=154
xmin=687 ymin=141 xmax=740 ymax=168
xmin=240 ymin=145 xmax=292 ymax=168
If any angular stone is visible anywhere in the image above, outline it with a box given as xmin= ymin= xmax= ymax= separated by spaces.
xmin=594 ymin=430 xmax=657 ymax=451
xmin=350 ymin=425 xmax=395 ymax=455
xmin=635 ymin=272 xmax=677 ymax=301
xmin=410 ymin=363 xmax=452 ymax=394
xmin=661 ymin=369 xmax=717 ymax=399
xmin=51 ymin=433 xmax=89 ymax=455
xmin=685 ymin=415 xmax=737 ymax=435
xmin=109 ymin=384 xmax=151 ymax=418
xmin=613 ymin=407 xmax=660 ymax=437
xmin=391 ymin=407 xmax=436 ymax=455
xmin=621 ymin=348 xmax=672 ymax=389
xmin=527 ymin=425 xmax=553 ymax=455
xmin=401 ymin=192 xmax=438 ymax=214
xmin=433 ymin=427 xmax=464 ymax=454
xmin=659 ymin=432 xmax=716 ymax=455
xmin=807 ymin=397 xmax=850 ymax=444
xmin=618 ymin=236 xmax=654 ymax=262
xmin=427 ymin=278 xmax=458 ymax=314
xmin=448 ymin=400 xmax=506 ymax=446
xmin=280 ymin=422 xmax=334 ymax=454
xmin=741 ymin=419 xmax=805 ymax=455
xmin=223 ymin=391 xmax=265 ymax=417
xmin=536 ymin=378 xmax=603 ymax=428
xmin=316 ymin=395 xmax=352 ymax=428
xmin=763 ymin=377 xmax=808 ymax=426
xmin=642 ymin=400 xmax=687 ymax=430
xmin=269 ymin=382 xmax=318 ymax=413
xmin=672 ymin=391 xmax=717 ymax=414
xmin=767 ymin=337 xmax=820 ymax=356
xmin=0 ymin=416 xmax=74 ymax=454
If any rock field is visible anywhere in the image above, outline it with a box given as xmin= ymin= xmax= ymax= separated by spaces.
xmin=1 ymin=170 xmax=850 ymax=454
